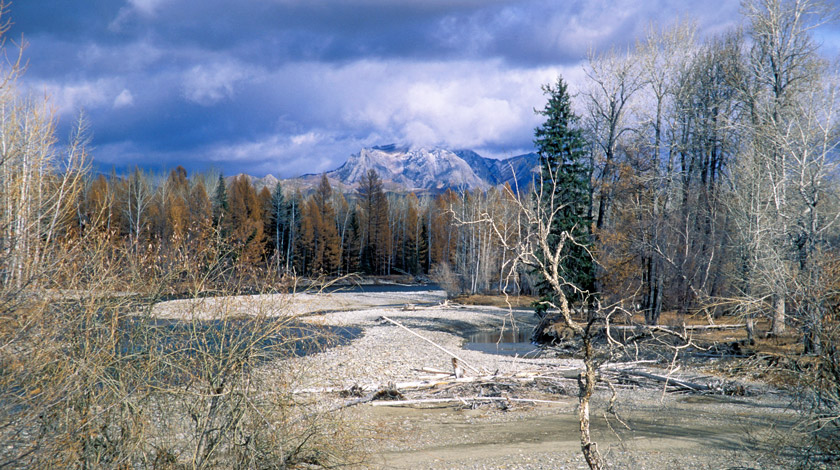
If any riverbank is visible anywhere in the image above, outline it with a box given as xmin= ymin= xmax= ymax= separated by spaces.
xmin=283 ymin=292 xmax=797 ymax=468
xmin=152 ymin=287 xmax=801 ymax=469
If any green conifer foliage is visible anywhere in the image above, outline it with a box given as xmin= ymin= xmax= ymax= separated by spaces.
xmin=533 ymin=76 xmax=595 ymax=314
xmin=212 ymin=174 xmax=228 ymax=230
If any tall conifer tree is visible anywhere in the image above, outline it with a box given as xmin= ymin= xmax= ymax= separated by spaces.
xmin=313 ymin=174 xmax=340 ymax=273
xmin=533 ymin=76 xmax=594 ymax=313
xmin=267 ymin=182 xmax=287 ymax=268
xmin=227 ymin=175 xmax=265 ymax=266
xmin=212 ymin=173 xmax=228 ymax=230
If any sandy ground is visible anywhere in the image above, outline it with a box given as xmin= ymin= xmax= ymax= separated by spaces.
xmin=155 ymin=288 xmax=802 ymax=469
xmin=151 ymin=285 xmax=448 ymax=320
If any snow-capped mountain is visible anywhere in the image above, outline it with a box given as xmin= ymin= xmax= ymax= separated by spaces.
xmin=315 ymin=145 xmax=538 ymax=193
xmin=330 ymin=145 xmax=487 ymax=191
xmin=238 ymin=145 xmax=540 ymax=194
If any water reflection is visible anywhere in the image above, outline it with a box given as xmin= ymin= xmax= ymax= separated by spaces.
xmin=121 ymin=318 xmax=362 ymax=360
xmin=463 ymin=328 xmax=542 ymax=358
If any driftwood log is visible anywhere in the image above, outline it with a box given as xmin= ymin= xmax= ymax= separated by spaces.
xmin=370 ymin=397 xmax=569 ymax=407
xmin=605 ymin=324 xmax=745 ymax=332
xmin=610 ymin=369 xmax=715 ymax=392
xmin=329 ymin=385 xmax=405 ymax=411
xmin=533 ymin=316 xmax=745 ymax=345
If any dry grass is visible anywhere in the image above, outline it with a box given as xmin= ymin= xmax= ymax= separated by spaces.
xmin=452 ymin=293 xmax=538 ymax=309
xmin=644 ymin=310 xmax=806 ymax=358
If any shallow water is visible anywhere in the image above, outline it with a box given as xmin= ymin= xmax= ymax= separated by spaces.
xmin=462 ymin=328 xmax=542 ymax=358
xmin=122 ymin=318 xmax=361 ymax=357
xmin=115 ymin=318 xmax=363 ymax=386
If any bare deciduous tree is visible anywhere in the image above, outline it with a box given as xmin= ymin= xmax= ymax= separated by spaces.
xmin=583 ymin=46 xmax=644 ymax=233
xmin=736 ymin=0 xmax=832 ymax=337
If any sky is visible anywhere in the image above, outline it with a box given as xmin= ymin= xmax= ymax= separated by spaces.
xmin=6 ymin=0 xmax=834 ymax=178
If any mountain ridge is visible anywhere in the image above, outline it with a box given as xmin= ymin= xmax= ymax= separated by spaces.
xmin=231 ymin=146 xmax=540 ymax=193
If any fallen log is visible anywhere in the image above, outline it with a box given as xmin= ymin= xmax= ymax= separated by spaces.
xmin=613 ymin=369 xmax=714 ymax=392
xmin=682 ymin=324 xmax=745 ymax=331
xmin=369 ymin=397 xmax=569 ymax=407
xmin=605 ymin=324 xmax=745 ymax=332
xmin=329 ymin=390 xmax=379 ymax=411
xmin=414 ymin=367 xmax=452 ymax=375
xmin=600 ymin=360 xmax=658 ymax=369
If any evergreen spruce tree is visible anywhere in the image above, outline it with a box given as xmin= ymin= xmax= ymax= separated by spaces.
xmin=344 ymin=209 xmax=361 ymax=274
xmin=533 ymin=76 xmax=594 ymax=317
xmin=212 ymin=174 xmax=228 ymax=230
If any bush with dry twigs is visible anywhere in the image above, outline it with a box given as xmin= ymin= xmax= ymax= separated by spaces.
xmin=0 ymin=10 xmax=361 ymax=466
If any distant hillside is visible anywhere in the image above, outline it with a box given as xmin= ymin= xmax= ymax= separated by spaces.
xmin=452 ymin=149 xmax=539 ymax=192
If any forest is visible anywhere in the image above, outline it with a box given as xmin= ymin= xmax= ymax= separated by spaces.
xmin=50 ymin=2 xmax=840 ymax=351
xmin=60 ymin=166 xmax=514 ymax=286
xmin=2 ymin=0 xmax=840 ymax=468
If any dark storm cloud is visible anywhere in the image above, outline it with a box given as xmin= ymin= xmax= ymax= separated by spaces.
xmin=2 ymin=0 xmax=811 ymax=178
xmin=12 ymin=0 xmax=740 ymax=67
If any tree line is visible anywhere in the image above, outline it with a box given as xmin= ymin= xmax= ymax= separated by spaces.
xmin=64 ymin=165 xmax=532 ymax=291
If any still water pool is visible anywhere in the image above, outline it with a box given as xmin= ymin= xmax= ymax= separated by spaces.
xmin=463 ymin=328 xmax=542 ymax=358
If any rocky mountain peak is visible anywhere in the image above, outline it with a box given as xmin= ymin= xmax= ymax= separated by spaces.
xmin=329 ymin=145 xmax=538 ymax=192
xmin=269 ymin=146 xmax=540 ymax=194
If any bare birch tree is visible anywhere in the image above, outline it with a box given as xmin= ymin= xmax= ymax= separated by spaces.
xmin=736 ymin=0 xmax=832 ymax=337
xmin=583 ymin=46 xmax=644 ymax=233
xmin=633 ymin=21 xmax=697 ymax=324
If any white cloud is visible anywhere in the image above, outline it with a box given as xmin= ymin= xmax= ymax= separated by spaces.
xmin=200 ymin=128 xmax=386 ymax=177
xmin=190 ymin=58 xmax=579 ymax=175
xmin=182 ymin=62 xmax=252 ymax=106
xmin=317 ymin=59 xmax=572 ymax=150
xmin=291 ymin=132 xmax=319 ymax=146
xmin=109 ymin=0 xmax=168 ymax=31
xmin=128 ymin=0 xmax=167 ymax=16
xmin=207 ymin=133 xmax=328 ymax=172
xmin=26 ymin=79 xmax=124 ymax=116
xmin=79 ymin=41 xmax=164 ymax=71
xmin=113 ymin=89 xmax=135 ymax=108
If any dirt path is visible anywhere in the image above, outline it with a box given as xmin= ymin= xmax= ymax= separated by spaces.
xmin=350 ymin=388 xmax=795 ymax=469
